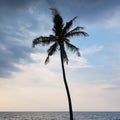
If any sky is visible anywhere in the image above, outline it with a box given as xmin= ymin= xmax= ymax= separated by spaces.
xmin=0 ymin=0 xmax=120 ymax=111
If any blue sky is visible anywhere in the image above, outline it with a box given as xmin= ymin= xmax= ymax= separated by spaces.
xmin=0 ymin=0 xmax=120 ymax=111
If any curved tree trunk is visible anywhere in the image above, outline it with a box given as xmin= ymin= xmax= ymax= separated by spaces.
xmin=60 ymin=47 xmax=73 ymax=120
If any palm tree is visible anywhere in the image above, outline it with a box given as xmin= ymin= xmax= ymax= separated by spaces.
xmin=32 ymin=8 xmax=88 ymax=120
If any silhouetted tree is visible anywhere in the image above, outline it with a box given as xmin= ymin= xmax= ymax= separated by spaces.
xmin=32 ymin=8 xmax=88 ymax=120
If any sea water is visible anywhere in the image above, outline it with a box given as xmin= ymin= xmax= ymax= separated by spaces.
xmin=0 ymin=112 xmax=120 ymax=120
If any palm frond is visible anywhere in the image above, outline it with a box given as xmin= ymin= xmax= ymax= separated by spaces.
xmin=45 ymin=56 xmax=49 ymax=64
xmin=47 ymin=42 xmax=58 ymax=56
xmin=62 ymin=16 xmax=77 ymax=35
xmin=50 ymin=8 xmax=64 ymax=36
xmin=45 ymin=42 xmax=58 ymax=64
xmin=62 ymin=48 xmax=69 ymax=64
xmin=50 ymin=8 xmax=59 ymax=16
xmin=32 ymin=36 xmax=55 ymax=47
xmin=65 ymin=38 xmax=70 ymax=42
xmin=65 ymin=31 xmax=88 ymax=38
xmin=65 ymin=41 xmax=80 ymax=56
xmin=67 ymin=26 xmax=84 ymax=34
xmin=33 ymin=8 xmax=88 ymax=66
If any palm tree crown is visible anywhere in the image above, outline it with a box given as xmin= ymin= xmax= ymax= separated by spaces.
xmin=32 ymin=8 xmax=88 ymax=120
xmin=32 ymin=8 xmax=88 ymax=64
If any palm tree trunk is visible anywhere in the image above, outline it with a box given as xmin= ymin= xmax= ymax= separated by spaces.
xmin=60 ymin=47 xmax=73 ymax=120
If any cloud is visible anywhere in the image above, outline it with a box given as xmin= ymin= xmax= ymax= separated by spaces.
xmin=0 ymin=0 xmax=120 ymax=111
xmin=66 ymin=57 xmax=92 ymax=69
xmin=48 ymin=0 xmax=120 ymax=26
xmin=0 ymin=0 xmax=53 ymax=78
xmin=1 ymin=64 xmax=119 ymax=111
xmin=0 ymin=17 xmax=35 ymax=78
xmin=0 ymin=41 xmax=33 ymax=77
xmin=104 ymin=86 xmax=120 ymax=91
xmin=31 ymin=52 xmax=92 ymax=71
xmin=104 ymin=8 xmax=120 ymax=28
xmin=81 ymin=45 xmax=104 ymax=55
xmin=0 ymin=0 xmax=119 ymax=78
xmin=0 ymin=0 xmax=39 ymax=10
xmin=0 ymin=57 xmax=66 ymax=111
xmin=1 ymin=0 xmax=120 ymax=25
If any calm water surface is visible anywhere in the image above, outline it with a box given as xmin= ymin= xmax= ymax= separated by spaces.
xmin=0 ymin=112 xmax=120 ymax=120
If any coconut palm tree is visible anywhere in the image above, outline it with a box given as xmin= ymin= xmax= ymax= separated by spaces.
xmin=32 ymin=8 xmax=88 ymax=120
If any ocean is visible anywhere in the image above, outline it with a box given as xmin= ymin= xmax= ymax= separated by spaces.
xmin=0 ymin=112 xmax=120 ymax=120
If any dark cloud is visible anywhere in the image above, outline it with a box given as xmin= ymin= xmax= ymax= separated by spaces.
xmin=1 ymin=0 xmax=120 ymax=24
xmin=0 ymin=0 xmax=50 ymax=12
xmin=0 ymin=1 xmax=35 ymax=78
xmin=46 ymin=0 xmax=120 ymax=24
xmin=0 ymin=33 xmax=34 ymax=77
xmin=0 ymin=0 xmax=50 ymax=20
xmin=0 ymin=0 xmax=51 ymax=78
xmin=0 ymin=0 xmax=37 ymax=9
